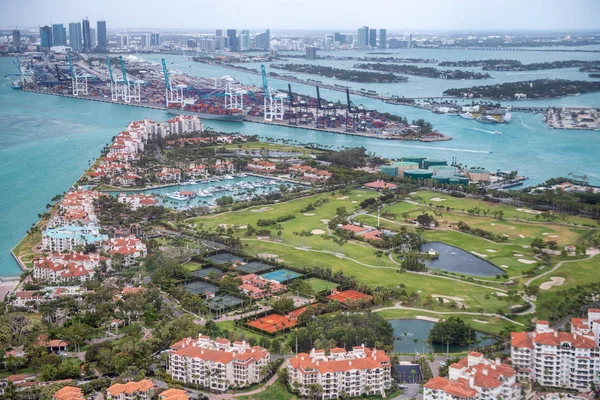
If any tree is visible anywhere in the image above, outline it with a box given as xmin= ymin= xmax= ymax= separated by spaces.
xmin=429 ymin=317 xmax=476 ymax=347
xmin=272 ymin=297 xmax=295 ymax=314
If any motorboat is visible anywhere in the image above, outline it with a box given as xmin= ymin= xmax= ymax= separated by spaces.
xmin=166 ymin=191 xmax=196 ymax=200
xmin=181 ymin=179 xmax=196 ymax=185
xmin=459 ymin=112 xmax=475 ymax=120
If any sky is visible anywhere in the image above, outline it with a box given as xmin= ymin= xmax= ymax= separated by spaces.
xmin=2 ymin=0 xmax=600 ymax=31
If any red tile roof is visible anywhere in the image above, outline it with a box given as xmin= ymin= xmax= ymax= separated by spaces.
xmin=424 ymin=376 xmax=478 ymax=399
xmin=511 ymin=331 xmax=533 ymax=350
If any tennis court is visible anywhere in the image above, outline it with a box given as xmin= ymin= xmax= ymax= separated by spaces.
xmin=246 ymin=313 xmax=297 ymax=333
xmin=207 ymin=295 xmax=244 ymax=311
xmin=191 ymin=267 xmax=224 ymax=279
xmin=261 ymin=269 xmax=303 ymax=283
xmin=237 ymin=261 xmax=275 ymax=274
xmin=207 ymin=253 xmax=244 ymax=265
xmin=305 ymin=277 xmax=336 ymax=293
xmin=326 ymin=289 xmax=373 ymax=304
xmin=184 ymin=281 xmax=218 ymax=296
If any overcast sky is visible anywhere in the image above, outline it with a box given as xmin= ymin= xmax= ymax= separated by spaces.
xmin=2 ymin=0 xmax=600 ymax=31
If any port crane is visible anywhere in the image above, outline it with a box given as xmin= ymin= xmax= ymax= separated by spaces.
xmin=67 ymin=51 xmax=88 ymax=96
xmin=261 ymin=64 xmax=285 ymax=122
xmin=120 ymin=56 xmax=142 ymax=102
xmin=106 ymin=56 xmax=127 ymax=102
xmin=162 ymin=58 xmax=185 ymax=107
xmin=345 ymin=88 xmax=372 ymax=131
xmin=315 ymin=86 xmax=342 ymax=129
xmin=8 ymin=57 xmax=34 ymax=89
xmin=287 ymin=84 xmax=311 ymax=125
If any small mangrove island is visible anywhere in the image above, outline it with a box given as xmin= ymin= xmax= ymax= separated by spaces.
xmin=270 ymin=63 xmax=407 ymax=83
xmin=354 ymin=63 xmax=492 ymax=80
xmin=439 ymin=59 xmax=600 ymax=72
xmin=443 ymin=79 xmax=600 ymax=100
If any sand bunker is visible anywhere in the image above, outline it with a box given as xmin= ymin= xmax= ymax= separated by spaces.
xmin=257 ymin=253 xmax=279 ymax=259
xmin=311 ymin=229 xmax=325 ymax=235
xmin=336 ymin=196 xmax=349 ymax=200
xmin=352 ymin=201 xmax=358 ymax=203
xmin=303 ymin=213 xmax=315 ymax=216
xmin=432 ymin=294 xmax=464 ymax=302
xmin=517 ymin=208 xmax=542 ymax=215
xmin=518 ymin=259 xmax=537 ymax=265
xmin=542 ymin=233 xmax=548 ymax=236
xmin=471 ymin=251 xmax=488 ymax=258
xmin=320 ymin=219 xmax=330 ymax=224
xmin=490 ymin=223 xmax=496 ymax=226
xmin=486 ymin=249 xmax=497 ymax=253
xmin=416 ymin=316 xmax=440 ymax=323
xmin=356 ymin=195 xmax=363 ymax=197
xmin=237 ymin=225 xmax=247 ymax=229
xmin=251 ymin=207 xmax=273 ymax=213
xmin=522 ymin=245 xmax=530 ymax=248
xmin=473 ymin=319 xmax=490 ymax=324
xmin=549 ymin=235 xmax=559 ymax=238
xmin=519 ymin=234 xmax=526 ymax=239
xmin=502 ymin=234 xmax=510 ymax=237
xmin=501 ymin=265 xmax=509 ymax=268
xmin=218 ymin=224 xmax=228 ymax=228
xmin=430 ymin=197 xmax=446 ymax=202
xmin=540 ymin=277 xmax=565 ymax=290
xmin=510 ymin=227 xmax=516 ymax=230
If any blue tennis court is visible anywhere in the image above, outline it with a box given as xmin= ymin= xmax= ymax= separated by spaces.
xmin=261 ymin=269 xmax=303 ymax=283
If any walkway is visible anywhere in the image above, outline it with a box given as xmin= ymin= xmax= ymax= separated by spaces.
xmin=211 ymin=361 xmax=287 ymax=399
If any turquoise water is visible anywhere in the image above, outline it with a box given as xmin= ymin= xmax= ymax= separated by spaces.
xmin=1 ymin=47 xmax=600 ymax=277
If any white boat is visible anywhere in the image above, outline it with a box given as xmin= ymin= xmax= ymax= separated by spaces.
xmin=237 ymin=173 xmax=248 ymax=177
xmin=223 ymin=175 xmax=235 ymax=180
xmin=181 ymin=179 xmax=196 ymax=185
xmin=491 ymin=131 xmax=503 ymax=135
xmin=459 ymin=112 xmax=475 ymax=120
xmin=503 ymin=111 xmax=512 ymax=123
xmin=166 ymin=191 xmax=196 ymax=201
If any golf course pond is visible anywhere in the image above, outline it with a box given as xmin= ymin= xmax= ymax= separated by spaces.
xmin=389 ymin=319 xmax=496 ymax=354
xmin=419 ymin=242 xmax=506 ymax=277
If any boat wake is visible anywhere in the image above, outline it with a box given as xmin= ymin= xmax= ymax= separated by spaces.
xmin=471 ymin=128 xmax=495 ymax=134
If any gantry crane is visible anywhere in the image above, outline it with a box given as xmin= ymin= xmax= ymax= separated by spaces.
xmin=261 ymin=65 xmax=285 ymax=122
xmin=67 ymin=51 xmax=88 ymax=96
xmin=162 ymin=58 xmax=184 ymax=107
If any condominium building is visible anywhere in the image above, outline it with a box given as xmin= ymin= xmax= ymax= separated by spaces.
xmin=104 ymin=235 xmax=147 ymax=266
xmin=167 ymin=335 xmax=270 ymax=392
xmin=33 ymin=252 xmax=105 ymax=283
xmin=511 ymin=316 xmax=600 ymax=391
xmin=287 ymin=345 xmax=392 ymax=399
xmin=42 ymin=225 xmax=107 ymax=252
xmin=423 ymin=352 xmax=520 ymax=400
xmin=117 ymin=193 xmax=158 ymax=210
xmin=246 ymin=161 xmax=276 ymax=173
xmin=106 ymin=379 xmax=155 ymax=400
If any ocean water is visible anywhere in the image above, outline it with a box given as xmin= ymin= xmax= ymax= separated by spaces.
xmin=1 ymin=47 xmax=600 ymax=277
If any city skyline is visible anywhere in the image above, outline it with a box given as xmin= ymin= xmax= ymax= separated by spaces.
xmin=2 ymin=0 xmax=600 ymax=30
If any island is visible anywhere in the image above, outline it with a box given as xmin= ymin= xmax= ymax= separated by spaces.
xmin=438 ymin=59 xmax=600 ymax=72
xmin=270 ymin=63 xmax=408 ymax=83
xmin=443 ymin=79 xmax=600 ymax=100
xmin=354 ymin=63 xmax=492 ymax=80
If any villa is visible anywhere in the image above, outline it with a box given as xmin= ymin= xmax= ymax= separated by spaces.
xmin=106 ymin=379 xmax=155 ymax=400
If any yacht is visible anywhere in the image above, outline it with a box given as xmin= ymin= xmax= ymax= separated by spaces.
xmin=223 ymin=175 xmax=235 ymax=180
xmin=167 ymin=192 xmax=191 ymax=201
xmin=476 ymin=115 xmax=499 ymax=124
xmin=503 ymin=111 xmax=512 ymax=123
xmin=181 ymin=179 xmax=196 ymax=185
xmin=459 ymin=112 xmax=475 ymax=120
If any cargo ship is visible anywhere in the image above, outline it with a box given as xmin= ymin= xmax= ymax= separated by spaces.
xmin=167 ymin=102 xmax=245 ymax=122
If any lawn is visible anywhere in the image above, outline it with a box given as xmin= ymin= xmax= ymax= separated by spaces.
xmin=12 ymin=229 xmax=42 ymax=259
xmin=182 ymin=262 xmax=203 ymax=272
xmin=304 ymin=277 xmax=337 ymax=293
xmin=237 ymin=381 xmax=298 ymax=400
xmin=209 ymin=141 xmax=324 ymax=156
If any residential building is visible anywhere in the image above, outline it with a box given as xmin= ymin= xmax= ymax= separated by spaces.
xmin=156 ymin=167 xmax=181 ymax=183
xmin=40 ymin=26 xmax=53 ymax=49
xmin=305 ymin=46 xmax=317 ymax=60
xmin=42 ymin=225 xmax=108 ymax=252
xmin=90 ymin=28 xmax=96 ymax=48
xmin=213 ymin=159 xmax=234 ymax=174
xmin=369 ymin=29 xmax=377 ymax=47
xmin=511 ymin=315 xmax=600 ymax=391
xmin=289 ymin=165 xmax=331 ymax=181
xmin=118 ymin=34 xmax=128 ymax=49
xmin=167 ymin=335 xmax=270 ymax=392
xmin=12 ymin=29 xmax=21 ymax=52
xmin=117 ymin=193 xmax=158 ymax=210
xmin=33 ymin=252 xmax=105 ymax=283
xmin=37 ymin=335 xmax=68 ymax=353
xmin=96 ymin=21 xmax=107 ymax=51
xmin=423 ymin=352 xmax=520 ymax=400
xmin=104 ymin=235 xmax=147 ymax=266
xmin=151 ymin=33 xmax=160 ymax=48
xmin=246 ymin=161 xmax=276 ymax=173
xmin=52 ymin=24 xmax=67 ymax=46
xmin=379 ymin=29 xmax=386 ymax=48
xmin=106 ymin=379 xmax=155 ymax=400
xmin=240 ymin=30 xmax=250 ymax=50
xmin=227 ymin=29 xmax=238 ymax=51
xmin=159 ymin=388 xmax=189 ymax=400
xmin=69 ymin=22 xmax=82 ymax=51
xmin=255 ymin=29 xmax=270 ymax=50
xmin=82 ymin=19 xmax=91 ymax=51
xmin=141 ymin=34 xmax=151 ymax=49
xmin=404 ymin=33 xmax=412 ymax=48
xmin=357 ymin=26 xmax=369 ymax=48
xmin=185 ymin=163 xmax=209 ymax=178
xmin=53 ymin=386 xmax=84 ymax=400
xmin=238 ymin=273 xmax=286 ymax=299
xmin=166 ymin=115 xmax=204 ymax=134
xmin=288 ymin=345 xmax=392 ymax=399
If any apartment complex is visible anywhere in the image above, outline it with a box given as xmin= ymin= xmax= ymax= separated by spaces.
xmin=423 ymin=352 xmax=520 ymax=400
xmin=42 ymin=225 xmax=107 ymax=252
xmin=287 ymin=345 xmax=392 ymax=399
xmin=167 ymin=335 xmax=270 ymax=392
xmin=33 ymin=252 xmax=106 ymax=283
xmin=104 ymin=235 xmax=147 ymax=266
xmin=511 ymin=314 xmax=600 ymax=391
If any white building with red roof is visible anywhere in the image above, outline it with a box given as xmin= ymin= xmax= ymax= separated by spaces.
xmin=185 ymin=163 xmax=209 ymax=178
xmin=238 ymin=273 xmax=286 ymax=299
xmin=106 ymin=379 xmax=155 ymax=400
xmin=213 ymin=159 xmax=234 ymax=174
xmin=104 ymin=235 xmax=147 ymax=266
xmin=166 ymin=335 xmax=270 ymax=392
xmin=117 ymin=193 xmax=158 ymax=210
xmin=288 ymin=165 xmax=332 ymax=181
xmin=424 ymin=352 xmax=520 ymax=400
xmin=511 ymin=315 xmax=600 ymax=390
xmin=156 ymin=167 xmax=181 ymax=183
xmin=247 ymin=160 xmax=276 ymax=174
xmin=33 ymin=252 xmax=106 ymax=284
xmin=287 ymin=345 xmax=392 ymax=399
xmin=166 ymin=115 xmax=204 ymax=135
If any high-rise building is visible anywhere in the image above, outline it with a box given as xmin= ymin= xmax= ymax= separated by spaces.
xmin=151 ymin=33 xmax=160 ymax=48
xmin=226 ymin=29 xmax=238 ymax=51
xmin=141 ymin=34 xmax=151 ymax=49
xmin=254 ymin=29 xmax=270 ymax=50
xmin=96 ymin=21 xmax=107 ymax=51
xmin=187 ymin=39 xmax=197 ymax=48
xmin=69 ymin=22 xmax=82 ymax=51
xmin=305 ymin=46 xmax=317 ymax=60
xmin=39 ymin=26 xmax=53 ymax=50
xmin=215 ymin=29 xmax=222 ymax=37
xmin=379 ymin=29 xmax=387 ymax=49
xmin=240 ymin=30 xmax=250 ymax=51
xmin=333 ymin=32 xmax=342 ymax=43
xmin=11 ymin=29 xmax=21 ymax=52
xmin=404 ymin=33 xmax=412 ymax=48
xmin=52 ymin=24 xmax=66 ymax=46
xmin=90 ymin=28 xmax=97 ymax=48
xmin=118 ymin=34 xmax=128 ymax=49
xmin=82 ymin=19 xmax=91 ymax=52
xmin=369 ymin=29 xmax=377 ymax=47
xmin=357 ymin=26 xmax=369 ymax=48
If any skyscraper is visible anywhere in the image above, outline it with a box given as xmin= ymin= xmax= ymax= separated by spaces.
xmin=305 ymin=46 xmax=317 ymax=60
xmin=215 ymin=29 xmax=222 ymax=37
xmin=369 ymin=29 xmax=377 ymax=47
xmin=226 ymin=29 xmax=238 ymax=51
xmin=254 ymin=29 xmax=270 ymax=50
xmin=52 ymin=24 xmax=67 ymax=46
xmin=96 ymin=21 xmax=107 ymax=51
xmin=12 ymin=29 xmax=21 ymax=52
xmin=357 ymin=26 xmax=369 ymax=48
xmin=118 ymin=34 xmax=128 ymax=49
xmin=379 ymin=29 xmax=386 ymax=49
xmin=404 ymin=33 xmax=412 ymax=48
xmin=90 ymin=28 xmax=97 ymax=48
xmin=69 ymin=22 xmax=82 ymax=51
xmin=39 ymin=26 xmax=53 ymax=50
xmin=82 ymin=18 xmax=91 ymax=52
xmin=151 ymin=33 xmax=160 ymax=48
xmin=240 ymin=30 xmax=250 ymax=51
